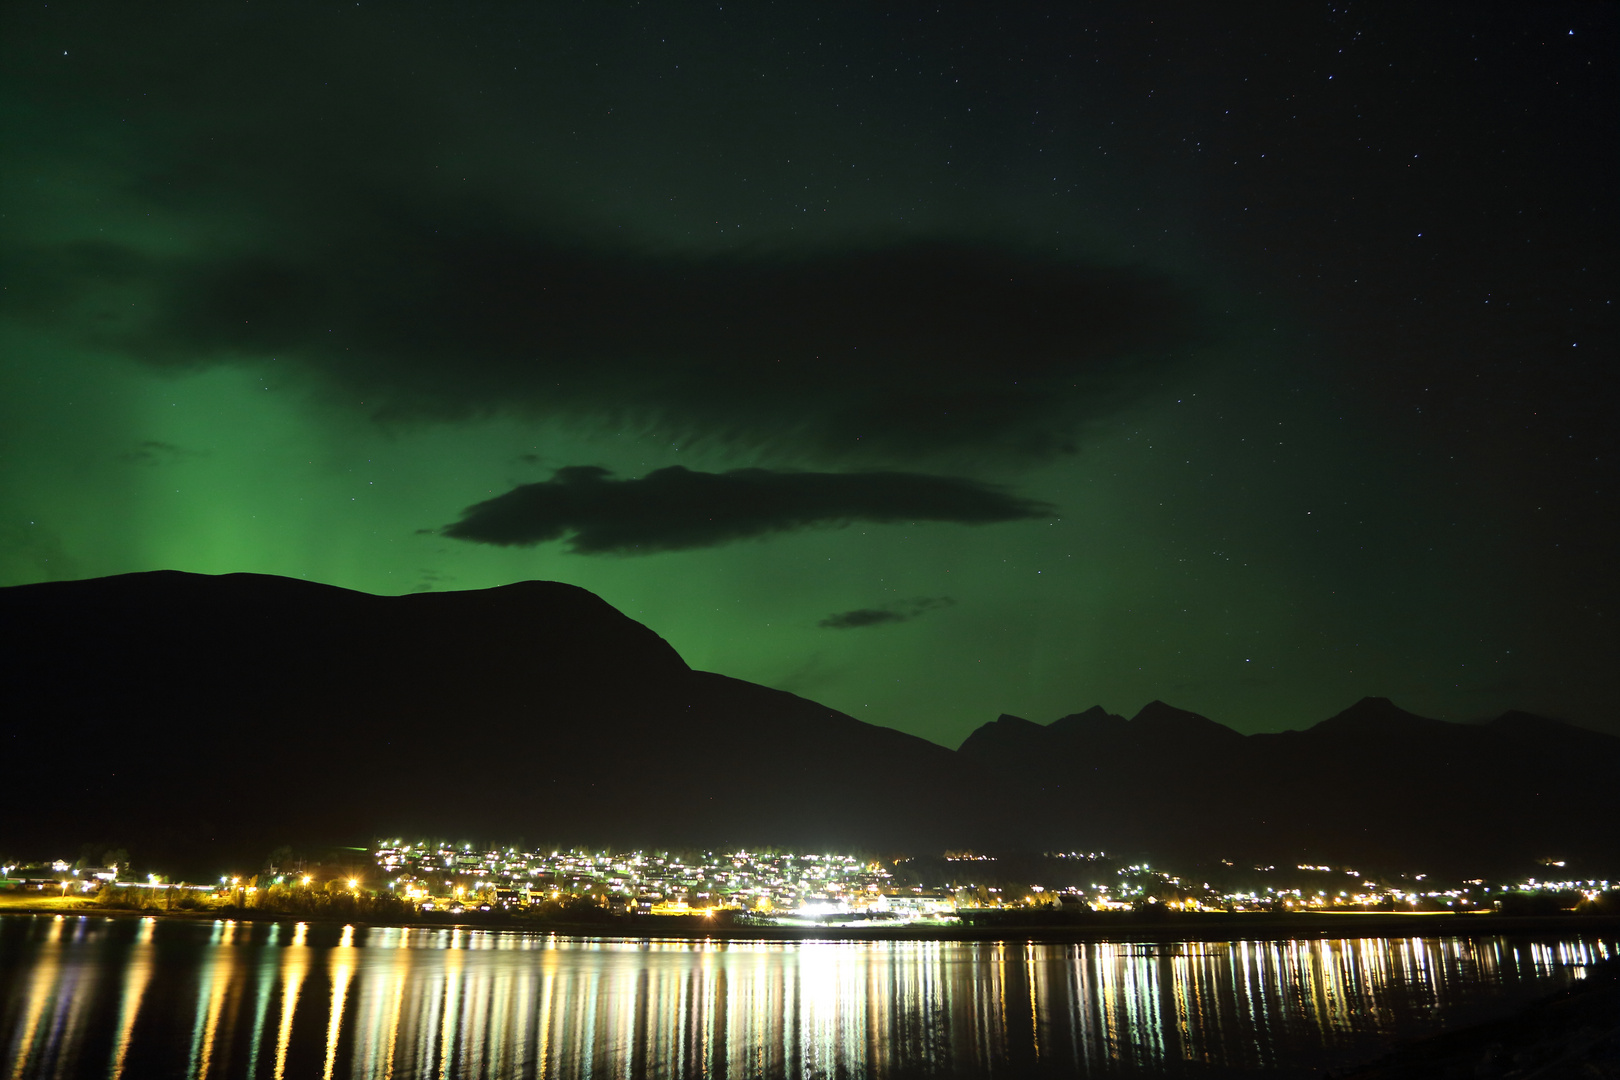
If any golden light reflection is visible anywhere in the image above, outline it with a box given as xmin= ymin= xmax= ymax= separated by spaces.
xmin=0 ymin=918 xmax=1615 ymax=1079
xmin=107 ymin=920 xmax=154 ymax=1080
xmin=323 ymin=926 xmax=356 ymax=1080
xmin=7 ymin=943 xmax=61 ymax=1080
xmin=273 ymin=928 xmax=309 ymax=1080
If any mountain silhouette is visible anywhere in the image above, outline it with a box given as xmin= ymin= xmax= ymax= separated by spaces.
xmin=957 ymin=696 xmax=1620 ymax=875
xmin=0 ymin=571 xmax=977 ymax=873
xmin=2 ymin=571 xmax=1613 ymax=878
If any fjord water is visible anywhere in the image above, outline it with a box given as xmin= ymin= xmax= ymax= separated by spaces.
xmin=1 ymin=915 xmax=1612 ymax=1079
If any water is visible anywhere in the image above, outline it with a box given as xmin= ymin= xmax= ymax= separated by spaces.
xmin=1 ymin=915 xmax=1612 ymax=1079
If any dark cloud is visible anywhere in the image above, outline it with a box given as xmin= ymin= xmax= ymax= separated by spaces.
xmin=0 ymin=3 xmax=1204 ymax=463
xmin=820 ymin=596 xmax=955 ymax=630
xmin=443 ymin=466 xmax=1052 ymax=554
xmin=822 ymin=609 xmax=905 ymax=629
xmin=410 ymin=569 xmax=454 ymax=594
xmin=0 ymin=522 xmax=78 ymax=585
xmin=10 ymin=228 xmax=1201 ymax=461
xmin=118 ymin=440 xmax=203 ymax=466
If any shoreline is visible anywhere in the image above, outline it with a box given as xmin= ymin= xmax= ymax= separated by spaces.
xmin=6 ymin=899 xmax=1619 ymax=944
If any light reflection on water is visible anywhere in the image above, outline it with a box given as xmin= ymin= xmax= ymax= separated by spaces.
xmin=0 ymin=914 xmax=1612 ymax=1078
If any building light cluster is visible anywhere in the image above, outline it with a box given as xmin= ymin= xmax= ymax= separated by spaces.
xmin=354 ymin=843 xmax=1620 ymax=920
xmin=369 ymin=841 xmax=958 ymax=923
xmin=4 ymin=845 xmax=1614 ymax=921
xmin=363 ymin=843 xmax=1620 ymax=921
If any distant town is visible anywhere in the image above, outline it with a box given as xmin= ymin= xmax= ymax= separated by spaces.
xmin=3 ymin=842 xmax=1615 ymax=924
xmin=363 ymin=843 xmax=1620 ymax=921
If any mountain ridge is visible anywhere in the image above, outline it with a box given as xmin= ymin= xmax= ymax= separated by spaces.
xmin=962 ymin=693 xmax=1605 ymax=748
xmin=0 ymin=570 xmax=978 ymax=872
xmin=955 ymin=694 xmax=1619 ymax=874
xmin=3 ymin=571 xmax=1614 ymax=877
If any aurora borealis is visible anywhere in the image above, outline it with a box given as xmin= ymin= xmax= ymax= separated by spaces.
xmin=1 ymin=3 xmax=1613 ymax=744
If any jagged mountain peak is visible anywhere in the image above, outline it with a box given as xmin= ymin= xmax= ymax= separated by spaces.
xmin=1048 ymin=705 xmax=1127 ymax=733
xmin=1310 ymin=695 xmax=1446 ymax=735
xmin=994 ymin=712 xmax=1039 ymax=727
xmin=956 ymin=713 xmax=1045 ymax=755
xmin=1129 ymin=700 xmax=1243 ymax=741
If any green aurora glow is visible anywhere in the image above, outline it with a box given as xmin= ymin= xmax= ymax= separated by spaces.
xmin=2 ymin=3 xmax=1613 ymax=742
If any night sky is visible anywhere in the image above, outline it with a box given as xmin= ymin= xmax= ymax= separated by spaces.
xmin=2 ymin=3 xmax=1614 ymax=744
